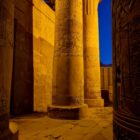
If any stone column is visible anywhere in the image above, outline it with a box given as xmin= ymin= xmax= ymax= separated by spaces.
xmin=0 ymin=0 xmax=18 ymax=139
xmin=83 ymin=0 xmax=104 ymax=107
xmin=48 ymin=0 xmax=88 ymax=119
xmin=113 ymin=0 xmax=140 ymax=139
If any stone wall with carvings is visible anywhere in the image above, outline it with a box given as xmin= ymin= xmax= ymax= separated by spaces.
xmin=113 ymin=0 xmax=140 ymax=139
xmin=11 ymin=0 xmax=55 ymax=114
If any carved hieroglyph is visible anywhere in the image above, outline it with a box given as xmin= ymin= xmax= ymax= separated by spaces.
xmin=113 ymin=0 xmax=140 ymax=139
xmin=48 ymin=0 xmax=87 ymax=119
xmin=0 ymin=0 xmax=14 ymax=132
xmin=83 ymin=0 xmax=104 ymax=107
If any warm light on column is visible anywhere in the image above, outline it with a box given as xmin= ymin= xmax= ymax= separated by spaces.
xmin=83 ymin=0 xmax=104 ymax=107
xmin=48 ymin=0 xmax=88 ymax=119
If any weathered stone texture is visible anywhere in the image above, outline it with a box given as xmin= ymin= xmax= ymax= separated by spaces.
xmin=11 ymin=0 xmax=55 ymax=114
xmin=83 ymin=0 xmax=104 ymax=107
xmin=113 ymin=0 xmax=140 ymax=139
xmin=48 ymin=0 xmax=87 ymax=119
xmin=11 ymin=0 xmax=34 ymax=115
xmin=0 ymin=0 xmax=19 ymax=139
xmin=33 ymin=0 xmax=55 ymax=112
xmin=0 ymin=0 xmax=14 ymax=131
xmin=12 ymin=107 xmax=113 ymax=140
xmin=101 ymin=67 xmax=113 ymax=104
xmin=52 ymin=0 xmax=84 ymax=106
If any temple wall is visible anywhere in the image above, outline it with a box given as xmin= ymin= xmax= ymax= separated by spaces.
xmin=11 ymin=0 xmax=34 ymax=115
xmin=11 ymin=0 xmax=55 ymax=114
xmin=101 ymin=66 xmax=113 ymax=103
xmin=101 ymin=67 xmax=112 ymax=91
xmin=33 ymin=0 xmax=55 ymax=112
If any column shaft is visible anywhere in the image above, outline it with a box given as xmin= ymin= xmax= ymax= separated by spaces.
xmin=0 ymin=0 xmax=14 ymax=132
xmin=0 ymin=0 xmax=18 ymax=139
xmin=48 ymin=0 xmax=88 ymax=119
xmin=113 ymin=0 xmax=140 ymax=139
xmin=83 ymin=0 xmax=104 ymax=107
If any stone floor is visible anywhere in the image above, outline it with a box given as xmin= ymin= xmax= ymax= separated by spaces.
xmin=11 ymin=107 xmax=113 ymax=140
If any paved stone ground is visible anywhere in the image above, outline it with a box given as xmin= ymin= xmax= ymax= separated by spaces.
xmin=11 ymin=107 xmax=113 ymax=140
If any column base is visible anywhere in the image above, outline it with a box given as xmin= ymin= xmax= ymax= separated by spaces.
xmin=48 ymin=104 xmax=88 ymax=120
xmin=0 ymin=122 xmax=19 ymax=140
xmin=84 ymin=98 xmax=104 ymax=107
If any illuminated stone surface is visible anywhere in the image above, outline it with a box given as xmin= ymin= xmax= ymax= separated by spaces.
xmin=9 ymin=0 xmax=111 ymax=115
xmin=12 ymin=107 xmax=113 ymax=140
xmin=83 ymin=0 xmax=104 ymax=107
xmin=48 ymin=0 xmax=88 ymax=119
xmin=101 ymin=67 xmax=113 ymax=105
xmin=1 ymin=0 xmax=139 ymax=139
xmin=33 ymin=0 xmax=55 ymax=112
xmin=0 ymin=0 xmax=18 ymax=139
xmin=113 ymin=0 xmax=140 ymax=139
xmin=10 ymin=0 xmax=55 ymax=114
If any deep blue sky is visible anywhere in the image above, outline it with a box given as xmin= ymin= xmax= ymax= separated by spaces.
xmin=98 ymin=0 xmax=112 ymax=64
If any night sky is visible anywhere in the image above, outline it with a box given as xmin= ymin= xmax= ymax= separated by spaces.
xmin=98 ymin=0 xmax=112 ymax=64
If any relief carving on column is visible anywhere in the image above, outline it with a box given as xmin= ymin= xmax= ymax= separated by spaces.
xmin=113 ymin=0 xmax=140 ymax=115
xmin=48 ymin=0 xmax=87 ymax=119
xmin=54 ymin=0 xmax=83 ymax=56
xmin=113 ymin=0 xmax=140 ymax=139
